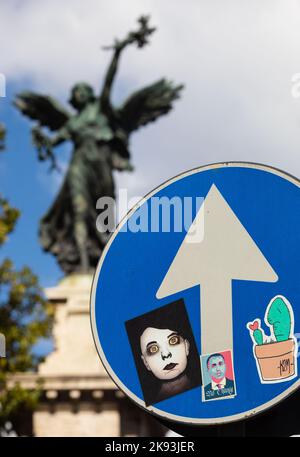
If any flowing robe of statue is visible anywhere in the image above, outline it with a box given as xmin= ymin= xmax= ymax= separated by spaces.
xmin=14 ymin=17 xmax=183 ymax=274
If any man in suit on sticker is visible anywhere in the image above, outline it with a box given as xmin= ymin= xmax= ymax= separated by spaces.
xmin=202 ymin=351 xmax=236 ymax=402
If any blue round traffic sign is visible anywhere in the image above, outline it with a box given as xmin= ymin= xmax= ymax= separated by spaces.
xmin=91 ymin=162 xmax=300 ymax=424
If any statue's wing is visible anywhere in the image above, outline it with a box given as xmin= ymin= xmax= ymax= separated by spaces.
xmin=117 ymin=79 xmax=183 ymax=133
xmin=14 ymin=91 xmax=71 ymax=131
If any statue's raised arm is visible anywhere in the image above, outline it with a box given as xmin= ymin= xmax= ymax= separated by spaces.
xmin=100 ymin=16 xmax=156 ymax=115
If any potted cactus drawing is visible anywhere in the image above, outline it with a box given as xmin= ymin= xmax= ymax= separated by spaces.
xmin=247 ymin=295 xmax=297 ymax=383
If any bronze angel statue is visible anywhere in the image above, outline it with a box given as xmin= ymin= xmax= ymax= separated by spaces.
xmin=14 ymin=17 xmax=183 ymax=274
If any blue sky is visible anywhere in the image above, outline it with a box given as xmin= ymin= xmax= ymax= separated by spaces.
xmin=0 ymin=82 xmax=67 ymax=288
xmin=0 ymin=82 xmax=65 ymax=355
xmin=2 ymin=1 xmax=300 ymax=289
xmin=2 ymin=1 xmax=300 ymax=355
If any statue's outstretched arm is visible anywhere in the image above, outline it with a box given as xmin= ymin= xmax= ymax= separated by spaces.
xmin=50 ymin=126 xmax=70 ymax=147
xmin=100 ymin=45 xmax=123 ymax=114
xmin=32 ymin=126 xmax=70 ymax=171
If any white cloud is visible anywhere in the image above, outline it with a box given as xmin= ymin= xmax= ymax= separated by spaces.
xmin=2 ymin=0 xmax=300 ymax=197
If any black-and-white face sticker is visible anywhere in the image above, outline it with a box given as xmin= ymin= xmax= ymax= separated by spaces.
xmin=126 ymin=299 xmax=202 ymax=406
xmin=140 ymin=327 xmax=190 ymax=380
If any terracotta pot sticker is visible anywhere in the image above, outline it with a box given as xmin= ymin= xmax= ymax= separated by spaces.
xmin=247 ymin=295 xmax=297 ymax=383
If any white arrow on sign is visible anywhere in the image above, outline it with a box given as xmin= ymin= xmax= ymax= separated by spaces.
xmin=156 ymin=184 xmax=278 ymax=354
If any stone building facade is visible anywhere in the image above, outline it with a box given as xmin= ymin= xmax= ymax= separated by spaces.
xmin=9 ymin=274 xmax=165 ymax=437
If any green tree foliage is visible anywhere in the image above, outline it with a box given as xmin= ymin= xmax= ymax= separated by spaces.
xmin=0 ymin=126 xmax=53 ymax=425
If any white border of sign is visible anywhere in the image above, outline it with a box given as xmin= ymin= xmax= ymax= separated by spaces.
xmin=90 ymin=161 xmax=300 ymax=425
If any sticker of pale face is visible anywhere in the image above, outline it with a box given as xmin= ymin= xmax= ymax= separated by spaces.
xmin=140 ymin=327 xmax=190 ymax=380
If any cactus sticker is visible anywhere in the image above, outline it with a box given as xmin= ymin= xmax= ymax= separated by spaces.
xmin=247 ymin=295 xmax=297 ymax=383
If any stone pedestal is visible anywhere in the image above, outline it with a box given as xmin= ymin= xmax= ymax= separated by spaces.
xmin=34 ymin=274 xmax=120 ymax=437
xmin=9 ymin=274 xmax=165 ymax=437
xmin=39 ymin=274 xmax=105 ymax=377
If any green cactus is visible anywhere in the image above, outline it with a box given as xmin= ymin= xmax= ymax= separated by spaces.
xmin=247 ymin=320 xmax=264 ymax=345
xmin=253 ymin=328 xmax=264 ymax=345
xmin=247 ymin=296 xmax=293 ymax=346
xmin=267 ymin=297 xmax=292 ymax=342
